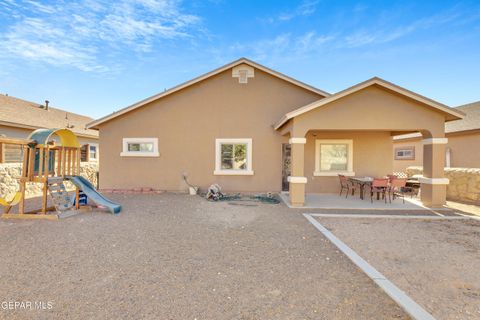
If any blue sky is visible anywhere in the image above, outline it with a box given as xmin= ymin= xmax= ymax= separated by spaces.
xmin=1 ymin=0 xmax=479 ymax=119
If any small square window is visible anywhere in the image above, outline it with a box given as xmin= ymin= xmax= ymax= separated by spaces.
xmin=215 ymin=139 xmax=253 ymax=175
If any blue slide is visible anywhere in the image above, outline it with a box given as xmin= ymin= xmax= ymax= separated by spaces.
xmin=66 ymin=176 xmax=121 ymax=214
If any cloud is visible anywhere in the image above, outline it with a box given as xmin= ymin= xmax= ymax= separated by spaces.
xmin=342 ymin=10 xmax=464 ymax=48
xmin=224 ymin=31 xmax=334 ymax=64
xmin=262 ymin=0 xmax=319 ymax=23
xmin=0 ymin=0 xmax=201 ymax=73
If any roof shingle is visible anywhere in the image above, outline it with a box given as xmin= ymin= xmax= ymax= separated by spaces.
xmin=0 ymin=94 xmax=98 ymax=138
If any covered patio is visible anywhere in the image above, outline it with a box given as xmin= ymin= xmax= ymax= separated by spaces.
xmin=275 ymin=78 xmax=464 ymax=208
xmin=279 ymin=192 xmax=437 ymax=210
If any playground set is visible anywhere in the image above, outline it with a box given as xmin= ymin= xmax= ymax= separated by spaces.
xmin=0 ymin=128 xmax=121 ymax=220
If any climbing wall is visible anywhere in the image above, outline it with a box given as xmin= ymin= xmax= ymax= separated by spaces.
xmin=47 ymin=177 xmax=73 ymax=212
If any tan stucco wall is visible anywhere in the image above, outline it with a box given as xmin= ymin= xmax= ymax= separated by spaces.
xmin=97 ymin=68 xmax=324 ymax=192
xmin=292 ymin=85 xmax=446 ymax=137
xmin=392 ymin=139 xmax=423 ymax=172
xmin=393 ymin=131 xmax=480 ymax=172
xmin=304 ymin=131 xmax=393 ymax=193
xmin=445 ymin=132 xmax=480 ymax=168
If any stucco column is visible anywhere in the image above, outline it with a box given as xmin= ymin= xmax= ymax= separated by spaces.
xmin=288 ymin=137 xmax=307 ymax=207
xmin=420 ymin=138 xmax=448 ymax=207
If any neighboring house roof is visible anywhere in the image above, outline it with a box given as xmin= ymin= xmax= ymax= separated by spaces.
xmin=274 ymin=77 xmax=465 ymax=130
xmin=0 ymin=94 xmax=98 ymax=139
xmin=394 ymin=101 xmax=480 ymax=141
xmin=87 ymin=57 xmax=330 ymax=129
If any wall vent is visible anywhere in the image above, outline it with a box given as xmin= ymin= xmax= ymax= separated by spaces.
xmin=232 ymin=64 xmax=254 ymax=84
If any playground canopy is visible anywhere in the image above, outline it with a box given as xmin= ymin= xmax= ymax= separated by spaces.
xmin=28 ymin=128 xmax=80 ymax=148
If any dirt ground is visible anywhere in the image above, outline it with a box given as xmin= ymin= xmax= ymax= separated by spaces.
xmin=0 ymin=193 xmax=409 ymax=320
xmin=318 ymin=216 xmax=480 ymax=320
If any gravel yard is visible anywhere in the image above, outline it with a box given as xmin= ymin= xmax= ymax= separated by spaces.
xmin=0 ymin=193 xmax=408 ymax=320
xmin=318 ymin=216 xmax=480 ymax=320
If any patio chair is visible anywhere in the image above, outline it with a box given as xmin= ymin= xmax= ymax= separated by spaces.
xmin=368 ymin=178 xmax=389 ymax=203
xmin=338 ymin=174 xmax=350 ymax=198
xmin=389 ymin=178 xmax=408 ymax=203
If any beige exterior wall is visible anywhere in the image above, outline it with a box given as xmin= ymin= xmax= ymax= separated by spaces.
xmin=393 ymin=139 xmax=423 ymax=172
xmin=97 ymin=68 xmax=324 ymax=192
xmin=304 ymin=131 xmax=393 ymax=193
xmin=393 ymin=130 xmax=480 ymax=172
xmin=291 ymin=85 xmax=446 ymax=137
xmin=444 ymin=132 xmax=480 ymax=168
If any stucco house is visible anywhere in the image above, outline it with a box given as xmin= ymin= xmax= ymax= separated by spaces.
xmin=0 ymin=94 xmax=99 ymax=163
xmin=87 ymin=58 xmax=464 ymax=207
xmin=393 ymin=101 xmax=480 ymax=172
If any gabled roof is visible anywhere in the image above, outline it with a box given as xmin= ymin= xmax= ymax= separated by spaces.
xmin=87 ymin=58 xmax=330 ymax=129
xmin=394 ymin=101 xmax=480 ymax=140
xmin=0 ymin=94 xmax=98 ymax=138
xmin=274 ymin=77 xmax=465 ymax=130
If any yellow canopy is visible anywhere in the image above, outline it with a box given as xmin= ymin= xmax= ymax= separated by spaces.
xmin=28 ymin=128 xmax=80 ymax=148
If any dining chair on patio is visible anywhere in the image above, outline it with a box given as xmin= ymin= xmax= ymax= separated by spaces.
xmin=339 ymin=175 xmax=361 ymax=199
xmin=368 ymin=178 xmax=389 ymax=203
xmin=338 ymin=174 xmax=350 ymax=198
xmin=389 ymin=178 xmax=408 ymax=203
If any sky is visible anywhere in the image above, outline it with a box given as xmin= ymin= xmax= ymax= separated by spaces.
xmin=0 ymin=0 xmax=479 ymax=119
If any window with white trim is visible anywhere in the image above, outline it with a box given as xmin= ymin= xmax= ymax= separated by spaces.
xmin=121 ymin=138 xmax=159 ymax=157
xmin=89 ymin=144 xmax=98 ymax=161
xmin=314 ymin=139 xmax=354 ymax=176
xmin=214 ymin=139 xmax=253 ymax=175
xmin=394 ymin=147 xmax=415 ymax=160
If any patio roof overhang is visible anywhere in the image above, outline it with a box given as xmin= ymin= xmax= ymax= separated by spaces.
xmin=274 ymin=77 xmax=465 ymax=132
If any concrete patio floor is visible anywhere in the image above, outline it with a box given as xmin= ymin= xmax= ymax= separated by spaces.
xmin=279 ymin=192 xmax=446 ymax=210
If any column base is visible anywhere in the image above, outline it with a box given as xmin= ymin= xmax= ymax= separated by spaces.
xmin=289 ymin=182 xmax=305 ymax=207
xmin=420 ymin=184 xmax=447 ymax=207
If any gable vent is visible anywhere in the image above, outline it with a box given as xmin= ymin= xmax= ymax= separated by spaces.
xmin=232 ymin=64 xmax=254 ymax=84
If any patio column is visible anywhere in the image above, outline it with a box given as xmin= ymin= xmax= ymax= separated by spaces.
xmin=420 ymin=138 xmax=448 ymax=207
xmin=288 ymin=137 xmax=307 ymax=207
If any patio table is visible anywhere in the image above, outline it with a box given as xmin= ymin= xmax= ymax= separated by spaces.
xmin=348 ymin=177 xmax=373 ymax=200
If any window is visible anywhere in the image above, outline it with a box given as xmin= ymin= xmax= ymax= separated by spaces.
xmin=80 ymin=144 xmax=88 ymax=162
xmin=394 ymin=147 xmax=415 ymax=160
xmin=314 ymin=139 xmax=354 ymax=176
xmin=89 ymin=145 xmax=98 ymax=160
xmin=121 ymin=138 xmax=159 ymax=157
xmin=214 ymin=139 xmax=253 ymax=175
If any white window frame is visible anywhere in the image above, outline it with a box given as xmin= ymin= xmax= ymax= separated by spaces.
xmin=214 ymin=138 xmax=253 ymax=175
xmin=394 ymin=147 xmax=415 ymax=160
xmin=88 ymin=143 xmax=99 ymax=161
xmin=121 ymin=138 xmax=159 ymax=157
xmin=314 ymin=139 xmax=354 ymax=176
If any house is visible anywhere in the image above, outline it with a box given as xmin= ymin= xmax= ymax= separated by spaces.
xmin=393 ymin=101 xmax=480 ymax=172
xmin=87 ymin=58 xmax=464 ymax=207
xmin=0 ymin=94 xmax=99 ymax=163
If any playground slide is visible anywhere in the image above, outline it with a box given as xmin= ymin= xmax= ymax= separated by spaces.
xmin=66 ymin=176 xmax=121 ymax=214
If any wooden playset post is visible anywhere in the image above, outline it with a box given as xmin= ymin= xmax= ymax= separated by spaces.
xmin=1 ymin=128 xmax=84 ymax=219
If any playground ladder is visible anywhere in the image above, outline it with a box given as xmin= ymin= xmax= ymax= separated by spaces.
xmin=47 ymin=177 xmax=74 ymax=212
